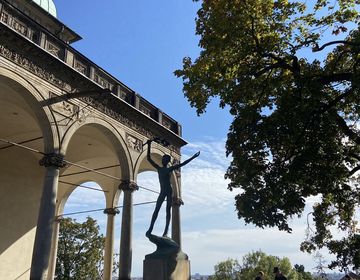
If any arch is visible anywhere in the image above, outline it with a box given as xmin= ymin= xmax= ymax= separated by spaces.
xmin=0 ymin=66 xmax=58 ymax=152
xmin=56 ymin=179 xmax=108 ymax=216
xmin=133 ymin=146 xmax=164 ymax=175
xmin=50 ymin=180 xmax=109 ymax=280
xmin=60 ymin=117 xmax=132 ymax=181
xmin=0 ymin=66 xmax=59 ymax=280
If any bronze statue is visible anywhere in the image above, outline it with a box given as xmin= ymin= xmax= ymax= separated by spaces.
xmin=145 ymin=139 xmax=200 ymax=237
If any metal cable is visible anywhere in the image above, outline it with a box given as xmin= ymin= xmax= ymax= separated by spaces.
xmin=0 ymin=138 xmax=44 ymax=155
xmin=59 ymin=200 xmax=158 ymax=217
xmin=60 ymin=164 xmax=120 ymax=177
xmin=0 ymin=138 xmax=160 ymax=194
xmin=64 ymin=160 xmax=120 ymax=180
xmin=0 ymin=136 xmax=43 ymax=150
xmin=59 ymin=180 xmax=108 ymax=193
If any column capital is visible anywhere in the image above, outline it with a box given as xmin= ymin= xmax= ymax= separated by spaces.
xmin=172 ymin=197 xmax=184 ymax=207
xmin=119 ymin=180 xmax=139 ymax=192
xmin=104 ymin=207 xmax=120 ymax=215
xmin=39 ymin=153 xmax=66 ymax=168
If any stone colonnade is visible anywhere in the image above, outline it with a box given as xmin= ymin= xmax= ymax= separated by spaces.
xmin=30 ymin=170 xmax=183 ymax=280
xmin=30 ymin=152 xmax=184 ymax=280
xmin=1 ymin=57 xmax=184 ymax=280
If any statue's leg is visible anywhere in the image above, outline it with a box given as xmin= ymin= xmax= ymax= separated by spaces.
xmin=146 ymin=194 xmax=165 ymax=236
xmin=162 ymin=193 xmax=172 ymax=237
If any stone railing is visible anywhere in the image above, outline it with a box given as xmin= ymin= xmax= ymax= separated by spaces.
xmin=0 ymin=0 xmax=182 ymax=137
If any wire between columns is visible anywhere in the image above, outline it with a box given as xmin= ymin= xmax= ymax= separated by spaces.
xmin=0 ymin=138 xmax=160 ymax=194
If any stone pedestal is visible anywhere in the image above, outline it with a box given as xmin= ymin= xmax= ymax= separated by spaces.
xmin=143 ymin=234 xmax=190 ymax=280
xmin=143 ymin=251 xmax=191 ymax=280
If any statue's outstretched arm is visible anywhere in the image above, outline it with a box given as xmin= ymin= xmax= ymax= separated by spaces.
xmin=146 ymin=140 xmax=160 ymax=169
xmin=171 ymin=151 xmax=200 ymax=170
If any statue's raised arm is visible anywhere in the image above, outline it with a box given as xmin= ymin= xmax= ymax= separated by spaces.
xmin=146 ymin=140 xmax=160 ymax=169
xmin=170 ymin=151 xmax=200 ymax=171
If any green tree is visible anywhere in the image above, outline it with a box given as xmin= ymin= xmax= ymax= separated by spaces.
xmin=241 ymin=251 xmax=298 ymax=280
xmin=294 ymin=264 xmax=314 ymax=280
xmin=55 ymin=217 xmax=105 ymax=280
xmin=175 ymin=0 xmax=360 ymax=270
xmin=209 ymin=258 xmax=241 ymax=280
xmin=209 ymin=251 xmax=313 ymax=280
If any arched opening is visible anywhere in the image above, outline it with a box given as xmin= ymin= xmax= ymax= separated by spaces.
xmin=55 ymin=180 xmax=108 ymax=278
xmin=0 ymin=73 xmax=54 ymax=279
xmin=53 ymin=121 xmax=131 ymax=278
xmin=59 ymin=122 xmax=131 ymax=210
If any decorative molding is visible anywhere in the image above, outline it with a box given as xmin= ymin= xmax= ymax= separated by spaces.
xmin=118 ymin=89 xmax=127 ymax=100
xmin=12 ymin=18 xmax=28 ymax=37
xmin=172 ymin=197 xmax=184 ymax=207
xmin=48 ymin=92 xmax=94 ymax=126
xmin=46 ymin=40 xmax=61 ymax=58
xmin=94 ymin=71 xmax=113 ymax=90
xmin=75 ymin=105 xmax=92 ymax=124
xmin=103 ymin=208 xmax=120 ymax=215
xmin=49 ymin=92 xmax=78 ymax=124
xmin=0 ymin=34 xmax=182 ymax=154
xmin=0 ymin=44 xmax=72 ymax=91
xmin=80 ymin=96 xmax=180 ymax=154
xmin=139 ymin=103 xmax=151 ymax=116
xmin=119 ymin=180 xmax=139 ymax=192
xmin=125 ymin=133 xmax=142 ymax=152
xmin=54 ymin=100 xmax=76 ymax=116
xmin=39 ymin=153 xmax=66 ymax=168
xmin=162 ymin=119 xmax=172 ymax=130
xmin=0 ymin=0 xmax=183 ymax=144
xmin=73 ymin=58 xmax=87 ymax=75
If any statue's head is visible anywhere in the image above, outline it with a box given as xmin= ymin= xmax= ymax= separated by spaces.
xmin=162 ymin=154 xmax=171 ymax=166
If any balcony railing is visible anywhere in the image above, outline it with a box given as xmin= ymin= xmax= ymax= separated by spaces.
xmin=0 ymin=0 xmax=182 ymax=137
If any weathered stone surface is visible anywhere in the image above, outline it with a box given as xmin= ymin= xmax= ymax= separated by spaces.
xmin=143 ymin=250 xmax=191 ymax=280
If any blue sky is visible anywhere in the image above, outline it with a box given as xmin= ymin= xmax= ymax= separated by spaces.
xmin=55 ymin=1 xmax=327 ymax=277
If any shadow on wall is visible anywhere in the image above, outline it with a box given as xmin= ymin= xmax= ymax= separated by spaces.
xmin=0 ymin=149 xmax=44 ymax=255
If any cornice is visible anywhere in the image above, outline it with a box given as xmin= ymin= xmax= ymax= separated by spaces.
xmin=0 ymin=24 xmax=185 ymax=153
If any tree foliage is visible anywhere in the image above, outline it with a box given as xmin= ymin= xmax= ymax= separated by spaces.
xmin=209 ymin=258 xmax=241 ymax=280
xmin=209 ymin=251 xmax=313 ymax=280
xmin=55 ymin=217 xmax=105 ymax=280
xmin=175 ymin=0 xmax=360 ymax=270
xmin=294 ymin=264 xmax=314 ymax=280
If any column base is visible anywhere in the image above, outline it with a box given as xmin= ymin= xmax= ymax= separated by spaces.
xmin=143 ymin=250 xmax=190 ymax=280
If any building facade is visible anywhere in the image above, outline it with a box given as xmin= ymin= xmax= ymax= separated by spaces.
xmin=0 ymin=0 xmax=187 ymax=279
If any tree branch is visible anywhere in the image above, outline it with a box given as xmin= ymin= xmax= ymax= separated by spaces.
xmin=348 ymin=153 xmax=360 ymax=162
xmin=253 ymin=62 xmax=291 ymax=77
xmin=249 ymin=15 xmax=298 ymax=76
xmin=313 ymin=40 xmax=360 ymax=52
xmin=317 ymin=88 xmax=354 ymax=114
xmin=334 ymin=113 xmax=360 ymax=145
xmin=349 ymin=165 xmax=360 ymax=177
xmin=316 ymin=72 xmax=352 ymax=84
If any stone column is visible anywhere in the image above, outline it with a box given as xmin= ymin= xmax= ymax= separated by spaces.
xmin=30 ymin=153 xmax=66 ymax=280
xmin=118 ymin=180 xmax=138 ymax=280
xmin=172 ymin=197 xmax=184 ymax=247
xmin=103 ymin=207 xmax=120 ymax=280
xmin=46 ymin=216 xmax=62 ymax=280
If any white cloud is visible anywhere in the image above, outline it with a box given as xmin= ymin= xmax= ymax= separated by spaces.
xmin=61 ymin=137 xmax=334 ymax=277
xmin=63 ymin=182 xmax=106 ymax=209
xmin=181 ymin=225 xmax=330 ymax=275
